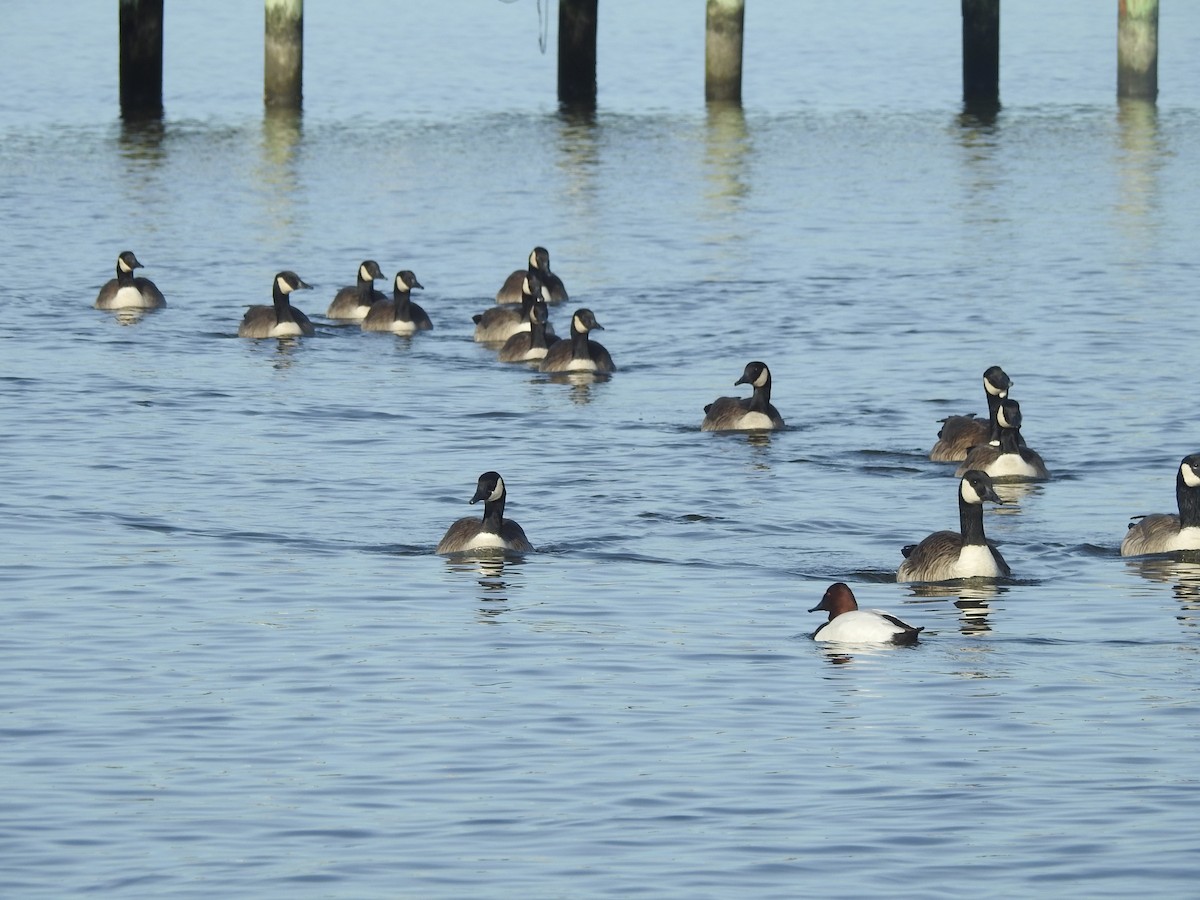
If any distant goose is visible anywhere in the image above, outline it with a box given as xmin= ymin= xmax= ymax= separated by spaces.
xmin=436 ymin=471 xmax=535 ymax=554
xmin=362 ymin=270 xmax=431 ymax=334
xmin=237 ymin=271 xmax=315 ymax=338
xmin=701 ymin=361 xmax=785 ymax=432
xmin=929 ymin=366 xmax=1015 ymax=462
xmin=327 ymin=260 xmax=387 ymax=319
xmin=498 ymin=297 xmax=558 ymax=362
xmin=955 ymin=398 xmax=1049 ymax=481
xmin=538 ymin=308 xmax=615 ymax=374
xmin=474 ymin=273 xmax=554 ymax=343
xmin=897 ymin=470 xmax=1010 ymax=583
xmin=809 ymin=582 xmax=923 ymax=644
xmin=496 ymin=246 xmax=568 ymax=305
xmin=94 ymin=251 xmax=166 ymax=310
xmin=1120 ymin=453 xmax=1200 ymax=556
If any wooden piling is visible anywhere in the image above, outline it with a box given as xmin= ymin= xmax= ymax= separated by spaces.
xmin=705 ymin=0 xmax=745 ymax=103
xmin=119 ymin=0 xmax=164 ymax=119
xmin=264 ymin=0 xmax=303 ymax=110
xmin=1118 ymin=0 xmax=1158 ymax=100
xmin=558 ymin=0 xmax=598 ymax=108
xmin=961 ymin=0 xmax=1000 ymax=107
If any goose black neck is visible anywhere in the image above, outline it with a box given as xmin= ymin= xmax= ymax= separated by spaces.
xmin=529 ymin=320 xmax=551 ymax=351
xmin=985 ymin=391 xmax=1004 ymax=442
xmin=570 ymin=323 xmax=592 ymax=359
xmin=480 ymin=495 xmax=506 ymax=534
xmin=393 ymin=288 xmax=410 ymax=320
xmin=116 ymin=264 xmax=136 ymax=287
xmin=997 ymin=426 xmax=1023 ymax=454
xmin=748 ymin=376 xmax=773 ymax=412
xmin=958 ymin=492 xmax=989 ymax=547
xmin=271 ymin=284 xmax=295 ymax=323
xmin=1177 ymin=470 xmax=1200 ymax=528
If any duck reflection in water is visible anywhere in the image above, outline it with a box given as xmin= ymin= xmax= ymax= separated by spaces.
xmin=905 ymin=580 xmax=1005 ymax=636
xmin=1125 ymin=554 xmax=1200 ymax=631
xmin=443 ymin=554 xmax=522 ymax=620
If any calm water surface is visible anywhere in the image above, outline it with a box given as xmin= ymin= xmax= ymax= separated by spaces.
xmin=4 ymin=2 xmax=1200 ymax=897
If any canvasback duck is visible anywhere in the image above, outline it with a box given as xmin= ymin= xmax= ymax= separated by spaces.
xmin=1121 ymin=453 xmax=1200 ymax=556
xmin=809 ymin=582 xmax=923 ymax=644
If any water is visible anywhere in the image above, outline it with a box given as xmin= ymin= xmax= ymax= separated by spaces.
xmin=4 ymin=2 xmax=1200 ymax=897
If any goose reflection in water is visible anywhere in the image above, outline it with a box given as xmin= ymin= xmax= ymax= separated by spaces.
xmin=541 ymin=370 xmax=611 ymax=404
xmin=443 ymin=554 xmax=521 ymax=617
xmin=905 ymin=580 xmax=1006 ymax=636
xmin=1125 ymin=554 xmax=1200 ymax=631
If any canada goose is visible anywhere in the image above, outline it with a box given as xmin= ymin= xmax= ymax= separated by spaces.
xmin=473 ymin=273 xmax=554 ymax=343
xmin=929 ymin=366 xmax=1014 ymax=462
xmin=94 ymin=251 xmax=166 ymax=310
xmin=701 ymin=361 xmax=785 ymax=432
xmin=809 ymin=582 xmax=923 ymax=644
xmin=538 ymin=308 xmax=615 ymax=374
xmin=496 ymin=246 xmax=568 ymax=305
xmin=498 ymin=297 xmax=558 ymax=362
xmin=326 ymin=260 xmax=387 ymax=319
xmin=435 ymin=471 xmax=535 ymax=554
xmin=362 ymin=270 xmax=431 ymax=334
xmin=1120 ymin=454 xmax=1200 ymax=556
xmin=897 ymin=470 xmax=1010 ymax=582
xmin=955 ymin=398 xmax=1049 ymax=481
xmin=237 ymin=271 xmax=315 ymax=338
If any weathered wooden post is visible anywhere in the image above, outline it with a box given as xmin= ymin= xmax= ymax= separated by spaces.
xmin=706 ymin=0 xmax=745 ymax=103
xmin=558 ymin=0 xmax=598 ymax=108
xmin=1118 ymin=0 xmax=1158 ymax=100
xmin=961 ymin=0 xmax=1000 ymax=107
xmin=119 ymin=0 xmax=164 ymax=119
xmin=264 ymin=0 xmax=303 ymax=110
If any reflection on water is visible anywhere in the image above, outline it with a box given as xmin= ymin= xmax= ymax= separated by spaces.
xmin=118 ymin=117 xmax=167 ymax=168
xmin=1125 ymin=554 xmax=1200 ymax=630
xmin=105 ymin=307 xmax=154 ymax=327
xmin=555 ymin=106 xmax=599 ymax=210
xmin=703 ymin=101 xmax=749 ymax=211
xmin=1114 ymin=98 xmax=1161 ymax=243
xmin=541 ymin=371 xmax=610 ymax=403
xmin=258 ymin=109 xmax=303 ymax=234
xmin=992 ymin=480 xmax=1041 ymax=513
xmin=443 ymin=554 xmax=523 ymax=616
xmin=905 ymin=580 xmax=1006 ymax=636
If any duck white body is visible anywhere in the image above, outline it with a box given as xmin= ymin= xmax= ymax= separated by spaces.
xmin=1121 ymin=454 xmax=1200 ymax=556
xmin=809 ymin=583 xmax=922 ymax=644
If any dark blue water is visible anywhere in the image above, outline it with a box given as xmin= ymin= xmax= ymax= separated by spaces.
xmin=4 ymin=2 xmax=1200 ymax=897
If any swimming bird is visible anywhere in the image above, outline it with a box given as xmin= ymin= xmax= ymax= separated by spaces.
xmin=955 ymin=398 xmax=1049 ymax=481
xmin=94 ymin=251 xmax=166 ymax=310
xmin=435 ymin=471 xmax=535 ymax=554
xmin=326 ymin=260 xmax=387 ymax=319
xmin=473 ymin=273 xmax=554 ymax=343
xmin=498 ymin=297 xmax=558 ymax=362
xmin=809 ymin=582 xmax=923 ymax=644
xmin=538 ymin=308 xmax=615 ymax=374
xmin=496 ymin=246 xmax=568 ymax=305
xmin=897 ymin=470 xmax=1010 ymax=583
xmin=362 ymin=270 xmax=431 ymax=334
xmin=929 ymin=366 xmax=1014 ymax=462
xmin=1120 ymin=453 xmax=1200 ymax=556
xmin=701 ymin=361 xmax=785 ymax=432
xmin=237 ymin=271 xmax=315 ymax=338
